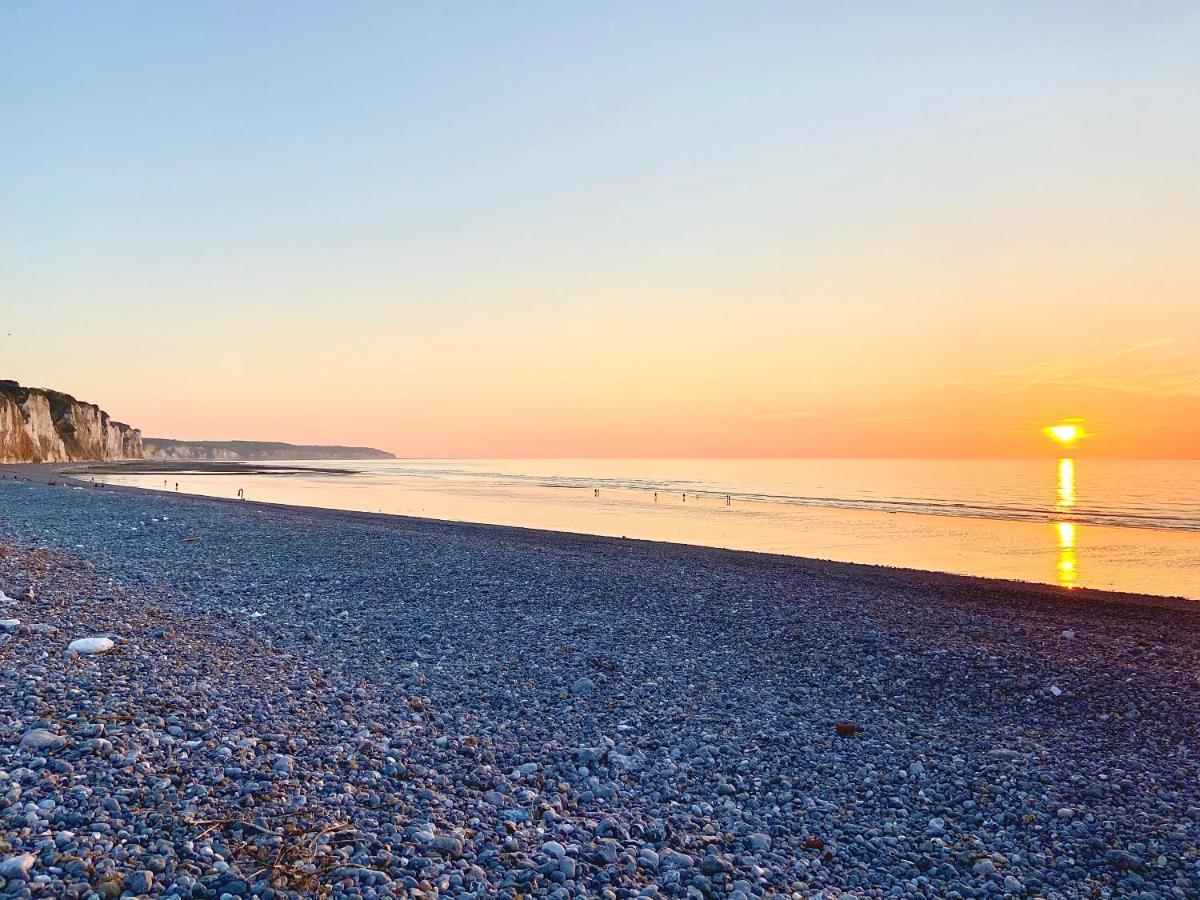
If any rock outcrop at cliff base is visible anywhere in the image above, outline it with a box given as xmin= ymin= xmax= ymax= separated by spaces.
xmin=0 ymin=380 xmax=143 ymax=463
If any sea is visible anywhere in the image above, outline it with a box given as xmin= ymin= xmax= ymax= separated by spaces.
xmin=86 ymin=458 xmax=1200 ymax=599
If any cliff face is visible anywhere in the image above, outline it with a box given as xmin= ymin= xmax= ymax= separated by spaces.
xmin=143 ymin=439 xmax=395 ymax=461
xmin=0 ymin=381 xmax=143 ymax=463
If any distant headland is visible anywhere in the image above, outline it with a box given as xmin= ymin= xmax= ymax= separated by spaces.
xmin=143 ymin=438 xmax=395 ymax=461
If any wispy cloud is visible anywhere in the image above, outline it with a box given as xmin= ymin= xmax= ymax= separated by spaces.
xmin=746 ymin=409 xmax=822 ymax=423
xmin=951 ymin=338 xmax=1200 ymax=397
xmin=1109 ymin=337 xmax=1179 ymax=360
xmin=746 ymin=409 xmax=920 ymax=426
xmin=850 ymin=412 xmax=921 ymax=425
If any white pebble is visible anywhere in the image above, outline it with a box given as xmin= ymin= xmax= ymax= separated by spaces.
xmin=68 ymin=637 xmax=115 ymax=655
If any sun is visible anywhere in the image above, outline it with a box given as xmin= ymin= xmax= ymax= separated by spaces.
xmin=1048 ymin=424 xmax=1079 ymax=444
xmin=1044 ymin=420 xmax=1086 ymax=446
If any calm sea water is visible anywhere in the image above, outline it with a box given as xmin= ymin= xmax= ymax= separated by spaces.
xmin=89 ymin=458 xmax=1200 ymax=599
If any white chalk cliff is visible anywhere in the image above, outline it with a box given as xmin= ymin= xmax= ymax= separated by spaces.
xmin=0 ymin=380 xmax=143 ymax=463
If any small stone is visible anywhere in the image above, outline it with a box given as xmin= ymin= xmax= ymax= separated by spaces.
xmin=0 ymin=854 xmax=35 ymax=880
xmin=431 ymin=835 xmax=463 ymax=857
xmin=700 ymin=854 xmax=726 ymax=875
xmin=1106 ymin=849 xmax=1144 ymax=870
xmin=0 ymin=619 xmax=19 ymax=632
xmin=571 ymin=677 xmax=595 ymax=696
xmin=96 ymin=875 xmax=124 ymax=899
xmin=746 ymin=832 xmax=771 ymax=851
xmin=835 ymin=722 xmax=858 ymax=737
xmin=659 ymin=849 xmax=694 ymax=868
xmin=1062 ymin=630 xmax=1075 ymax=639
xmin=1049 ymin=685 xmax=1063 ymax=697
xmin=68 ymin=637 xmax=115 ymax=655
xmin=541 ymin=840 xmax=566 ymax=859
xmin=1004 ymin=875 xmax=1024 ymax=893
xmin=19 ymin=728 xmax=67 ymax=752
xmin=593 ymin=839 xmax=620 ymax=864
xmin=973 ymin=858 xmax=997 ymax=876
xmin=126 ymin=870 xmax=154 ymax=894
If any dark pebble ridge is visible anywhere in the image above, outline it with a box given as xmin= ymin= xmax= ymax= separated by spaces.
xmin=1 ymin=474 xmax=1199 ymax=898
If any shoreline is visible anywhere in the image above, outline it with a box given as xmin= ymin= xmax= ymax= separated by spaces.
xmin=11 ymin=460 xmax=1196 ymax=611
xmin=2 ymin=467 xmax=1199 ymax=896
xmin=60 ymin=460 xmax=362 ymax=476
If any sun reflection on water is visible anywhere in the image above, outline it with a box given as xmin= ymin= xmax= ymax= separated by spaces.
xmin=1055 ymin=458 xmax=1077 ymax=588
xmin=1057 ymin=458 xmax=1075 ymax=506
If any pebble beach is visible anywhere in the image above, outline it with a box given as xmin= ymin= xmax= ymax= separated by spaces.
xmin=1 ymin=469 xmax=1198 ymax=899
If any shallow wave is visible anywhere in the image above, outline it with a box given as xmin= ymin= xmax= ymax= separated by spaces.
xmin=376 ymin=464 xmax=1200 ymax=532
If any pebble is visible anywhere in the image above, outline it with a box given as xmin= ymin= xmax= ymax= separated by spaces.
xmin=0 ymin=855 xmax=34 ymax=881
xmin=18 ymin=728 xmax=67 ymax=751
xmin=746 ymin=832 xmax=771 ymax=851
xmin=67 ymin=636 xmax=114 ymax=654
xmin=1107 ymin=849 xmax=1145 ymax=870
xmin=973 ymin=858 xmax=997 ymax=876
xmin=431 ymin=835 xmax=464 ymax=857
xmin=125 ymin=870 xmax=154 ymax=893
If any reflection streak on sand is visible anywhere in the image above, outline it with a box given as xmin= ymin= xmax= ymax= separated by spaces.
xmin=1056 ymin=458 xmax=1077 ymax=588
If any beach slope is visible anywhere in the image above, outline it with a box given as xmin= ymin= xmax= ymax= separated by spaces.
xmin=1 ymin=473 xmax=1197 ymax=897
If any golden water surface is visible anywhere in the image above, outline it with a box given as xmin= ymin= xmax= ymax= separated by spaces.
xmin=86 ymin=457 xmax=1200 ymax=599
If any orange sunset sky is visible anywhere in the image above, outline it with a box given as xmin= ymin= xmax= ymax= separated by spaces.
xmin=5 ymin=4 xmax=1199 ymax=458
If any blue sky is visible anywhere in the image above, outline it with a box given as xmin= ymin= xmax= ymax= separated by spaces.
xmin=3 ymin=3 xmax=1198 ymax=455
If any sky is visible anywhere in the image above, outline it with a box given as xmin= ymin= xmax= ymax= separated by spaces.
xmin=3 ymin=2 xmax=1198 ymax=458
